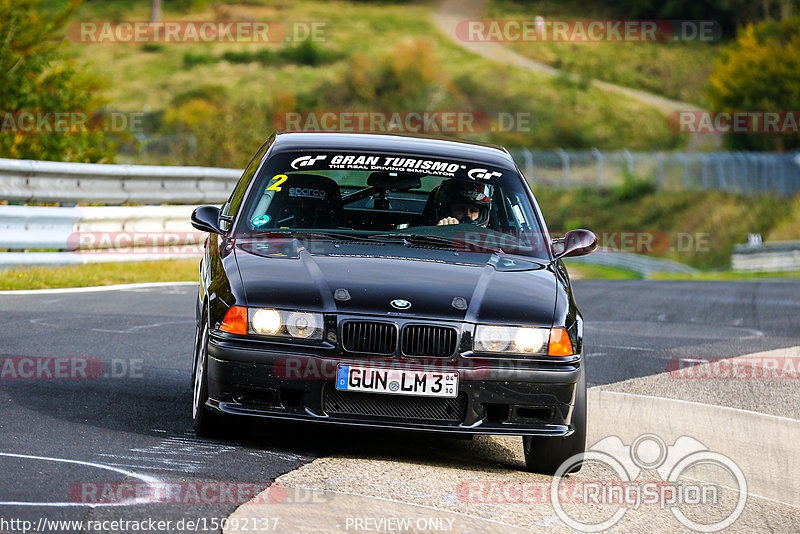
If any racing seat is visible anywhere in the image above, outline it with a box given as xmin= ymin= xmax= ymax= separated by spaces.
xmin=262 ymin=174 xmax=343 ymax=229
xmin=419 ymin=186 xmax=441 ymax=226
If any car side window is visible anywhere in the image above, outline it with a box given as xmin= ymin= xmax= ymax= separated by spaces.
xmin=222 ymin=140 xmax=270 ymax=229
xmin=505 ymin=191 xmax=532 ymax=231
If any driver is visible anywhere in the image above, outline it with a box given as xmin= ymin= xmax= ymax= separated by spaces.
xmin=435 ymin=180 xmax=493 ymax=227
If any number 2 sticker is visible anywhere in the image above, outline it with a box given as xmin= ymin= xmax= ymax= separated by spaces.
xmin=266 ymin=174 xmax=288 ymax=191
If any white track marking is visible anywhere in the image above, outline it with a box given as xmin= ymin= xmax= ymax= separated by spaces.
xmin=97 ymin=432 xmax=239 ymax=475
xmin=0 ymin=452 xmax=161 ymax=507
xmin=0 ymin=281 xmax=196 ymax=295
xmin=593 ymin=344 xmax=656 ymax=352
xmin=29 ymin=317 xmax=194 ymax=334
xmin=596 ymin=389 xmax=800 ymax=423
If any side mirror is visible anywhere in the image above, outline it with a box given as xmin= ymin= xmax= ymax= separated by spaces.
xmin=191 ymin=205 xmax=226 ymax=235
xmin=555 ymin=229 xmax=597 ymax=259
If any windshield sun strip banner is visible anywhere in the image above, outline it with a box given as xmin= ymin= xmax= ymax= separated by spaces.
xmin=285 ymin=152 xmax=511 ymax=179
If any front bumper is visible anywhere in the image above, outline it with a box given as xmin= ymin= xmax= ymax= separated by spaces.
xmin=205 ymin=331 xmax=583 ymax=437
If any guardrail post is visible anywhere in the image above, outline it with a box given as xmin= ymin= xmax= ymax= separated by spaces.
xmin=676 ymin=153 xmax=689 ymax=188
xmin=521 ymin=148 xmax=534 ymax=184
xmin=621 ymin=148 xmax=634 ymax=176
xmin=701 ymin=155 xmax=710 ymax=189
xmin=591 ymin=148 xmax=604 ymax=187
xmin=556 ymin=148 xmax=570 ymax=188
xmin=715 ymin=154 xmax=726 ymax=190
xmin=656 ymin=153 xmax=665 ymax=189
xmin=734 ymin=152 xmax=746 ymax=194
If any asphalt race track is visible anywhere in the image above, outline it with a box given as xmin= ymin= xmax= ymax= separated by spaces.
xmin=0 ymin=279 xmax=798 ymax=533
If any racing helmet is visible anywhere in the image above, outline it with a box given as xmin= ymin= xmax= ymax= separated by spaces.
xmin=434 ymin=179 xmax=493 ymax=226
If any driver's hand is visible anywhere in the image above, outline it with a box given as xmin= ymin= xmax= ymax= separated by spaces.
xmin=437 ymin=217 xmax=459 ymax=225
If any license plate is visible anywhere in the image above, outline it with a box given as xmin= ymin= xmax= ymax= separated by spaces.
xmin=335 ymin=365 xmax=458 ymax=398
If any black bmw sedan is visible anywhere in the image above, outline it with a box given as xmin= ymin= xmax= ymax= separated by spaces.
xmin=190 ymin=131 xmax=596 ymax=474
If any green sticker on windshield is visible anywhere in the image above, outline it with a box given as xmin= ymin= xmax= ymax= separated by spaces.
xmin=252 ymin=214 xmax=271 ymax=226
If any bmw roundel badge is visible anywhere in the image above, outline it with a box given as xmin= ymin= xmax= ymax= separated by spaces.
xmin=390 ymin=299 xmax=411 ymax=310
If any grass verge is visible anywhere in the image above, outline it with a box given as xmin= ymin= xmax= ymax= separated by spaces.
xmin=486 ymin=0 xmax=723 ymax=107
xmin=0 ymin=259 xmax=198 ymax=290
xmin=649 ymin=270 xmax=800 ymax=281
xmin=563 ymin=262 xmax=641 ymax=280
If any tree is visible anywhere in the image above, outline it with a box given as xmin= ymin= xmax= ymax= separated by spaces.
xmin=707 ymin=17 xmax=800 ymax=150
xmin=0 ymin=0 xmax=115 ymax=162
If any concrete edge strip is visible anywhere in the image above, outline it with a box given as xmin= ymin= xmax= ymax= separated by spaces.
xmin=0 ymin=281 xmax=197 ymax=295
xmin=226 ymin=486 xmax=533 ymax=533
xmin=225 ymin=386 xmax=800 ymax=530
xmin=589 ymin=388 xmax=800 ymax=508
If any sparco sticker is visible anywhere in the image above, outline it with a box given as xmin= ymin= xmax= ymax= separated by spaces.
xmin=288 ymin=187 xmax=327 ymax=198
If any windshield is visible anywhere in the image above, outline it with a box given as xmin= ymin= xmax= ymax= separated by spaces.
xmin=235 ymin=150 xmax=550 ymax=259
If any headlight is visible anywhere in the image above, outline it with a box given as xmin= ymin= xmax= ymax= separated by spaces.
xmin=250 ymin=308 xmax=323 ymax=340
xmin=514 ymin=327 xmax=547 ymax=353
xmin=474 ymin=325 xmax=549 ymax=355
xmin=474 ymin=326 xmax=512 ymax=352
xmin=286 ymin=311 xmax=321 ymax=339
xmin=252 ymin=308 xmax=281 ymax=335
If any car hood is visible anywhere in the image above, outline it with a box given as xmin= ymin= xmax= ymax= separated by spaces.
xmin=234 ymin=239 xmax=557 ymax=326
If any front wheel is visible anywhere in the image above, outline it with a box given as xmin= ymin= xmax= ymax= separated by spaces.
xmin=523 ymin=368 xmax=586 ymax=475
xmin=192 ymin=317 xmax=226 ymax=437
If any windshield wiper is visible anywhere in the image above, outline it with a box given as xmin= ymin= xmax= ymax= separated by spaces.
xmin=244 ymin=230 xmax=377 ymax=242
xmin=367 ymin=233 xmax=504 ymax=253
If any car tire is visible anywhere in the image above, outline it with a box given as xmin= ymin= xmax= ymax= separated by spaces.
xmin=192 ymin=315 xmax=226 ymax=438
xmin=522 ymin=367 xmax=586 ymax=475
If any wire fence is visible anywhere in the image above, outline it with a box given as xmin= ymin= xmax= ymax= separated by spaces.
xmin=510 ymin=149 xmax=800 ymax=196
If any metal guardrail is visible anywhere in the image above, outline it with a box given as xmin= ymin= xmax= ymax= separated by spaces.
xmin=511 ymin=149 xmax=800 ymax=197
xmin=732 ymin=241 xmax=800 ymax=272
xmin=0 ymin=205 xmax=203 ymax=268
xmin=0 ymin=205 xmax=199 ymax=250
xmin=0 ymin=158 xmax=241 ymax=204
xmin=565 ymin=248 xmax=699 ymax=276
